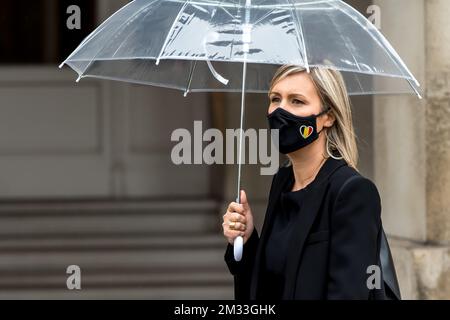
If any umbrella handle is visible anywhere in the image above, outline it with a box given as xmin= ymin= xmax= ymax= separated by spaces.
xmin=233 ymin=236 xmax=244 ymax=262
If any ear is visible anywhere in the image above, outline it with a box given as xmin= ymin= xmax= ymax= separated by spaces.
xmin=323 ymin=111 xmax=336 ymax=128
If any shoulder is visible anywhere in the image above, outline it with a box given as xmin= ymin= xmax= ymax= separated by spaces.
xmin=328 ymin=164 xmax=381 ymax=213
xmin=329 ymin=165 xmax=380 ymax=201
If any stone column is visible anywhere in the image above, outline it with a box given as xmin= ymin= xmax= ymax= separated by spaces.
xmin=425 ymin=0 xmax=450 ymax=245
xmin=373 ymin=0 xmax=450 ymax=299
xmin=418 ymin=0 xmax=450 ymax=299
xmin=373 ymin=0 xmax=427 ymax=243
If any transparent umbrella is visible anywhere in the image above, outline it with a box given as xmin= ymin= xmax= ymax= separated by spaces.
xmin=60 ymin=0 xmax=422 ymax=262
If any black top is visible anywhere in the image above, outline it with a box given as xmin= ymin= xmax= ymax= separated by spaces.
xmin=260 ymin=169 xmax=310 ymax=300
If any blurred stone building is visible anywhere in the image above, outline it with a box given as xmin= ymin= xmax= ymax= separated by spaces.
xmin=0 ymin=0 xmax=448 ymax=299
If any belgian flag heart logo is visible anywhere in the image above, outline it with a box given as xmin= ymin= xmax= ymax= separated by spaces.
xmin=299 ymin=125 xmax=314 ymax=139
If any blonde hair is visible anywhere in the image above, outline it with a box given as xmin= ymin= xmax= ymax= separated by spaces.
xmin=269 ymin=64 xmax=359 ymax=170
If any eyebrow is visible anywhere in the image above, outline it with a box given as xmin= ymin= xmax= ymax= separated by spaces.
xmin=268 ymin=91 xmax=307 ymax=100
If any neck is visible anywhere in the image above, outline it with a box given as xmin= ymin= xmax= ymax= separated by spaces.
xmin=287 ymin=136 xmax=327 ymax=191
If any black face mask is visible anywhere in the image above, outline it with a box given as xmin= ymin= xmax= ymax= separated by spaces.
xmin=267 ymin=106 xmax=331 ymax=154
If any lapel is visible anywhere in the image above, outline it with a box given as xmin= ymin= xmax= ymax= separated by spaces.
xmin=249 ymin=157 xmax=347 ymax=300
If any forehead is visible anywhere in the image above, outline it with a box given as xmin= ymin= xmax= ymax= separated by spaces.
xmin=270 ymin=72 xmax=317 ymax=96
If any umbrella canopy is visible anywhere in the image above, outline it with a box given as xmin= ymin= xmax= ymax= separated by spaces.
xmin=59 ymin=0 xmax=422 ymax=263
xmin=60 ymin=0 xmax=421 ymax=97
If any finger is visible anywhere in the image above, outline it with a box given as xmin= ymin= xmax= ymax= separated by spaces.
xmin=228 ymin=202 xmax=244 ymax=214
xmin=229 ymin=221 xmax=246 ymax=231
xmin=231 ymin=212 xmax=246 ymax=224
xmin=238 ymin=222 xmax=247 ymax=231
xmin=222 ymin=218 xmax=245 ymax=228
xmin=224 ymin=218 xmax=246 ymax=231
xmin=240 ymin=190 xmax=250 ymax=211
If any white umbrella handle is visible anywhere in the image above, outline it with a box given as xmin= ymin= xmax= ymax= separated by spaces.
xmin=233 ymin=234 xmax=244 ymax=262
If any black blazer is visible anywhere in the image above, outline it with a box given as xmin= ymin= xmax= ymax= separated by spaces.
xmin=224 ymin=157 xmax=400 ymax=300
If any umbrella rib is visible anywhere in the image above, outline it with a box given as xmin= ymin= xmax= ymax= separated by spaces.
xmin=74 ymin=0 xmax=161 ymax=81
xmin=110 ymin=1 xmax=168 ymax=60
xmin=286 ymin=0 xmax=309 ymax=72
xmin=225 ymin=0 xmax=243 ymax=61
xmin=220 ymin=5 xmax=237 ymax=19
xmin=335 ymin=1 xmax=421 ymax=97
xmin=228 ymin=9 xmax=238 ymax=60
xmin=156 ymin=0 xmax=192 ymax=65
xmin=111 ymin=13 xmax=152 ymax=59
xmin=325 ymin=2 xmax=365 ymax=93
xmin=252 ymin=8 xmax=276 ymax=26
xmin=59 ymin=0 xmax=137 ymax=68
xmin=184 ymin=60 xmax=198 ymax=96
xmin=336 ymin=1 xmax=419 ymax=87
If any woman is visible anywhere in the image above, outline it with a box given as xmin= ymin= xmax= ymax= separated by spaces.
xmin=222 ymin=65 xmax=400 ymax=300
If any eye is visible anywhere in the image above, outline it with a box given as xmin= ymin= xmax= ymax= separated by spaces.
xmin=292 ymin=99 xmax=304 ymax=104
xmin=270 ymin=97 xmax=280 ymax=103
